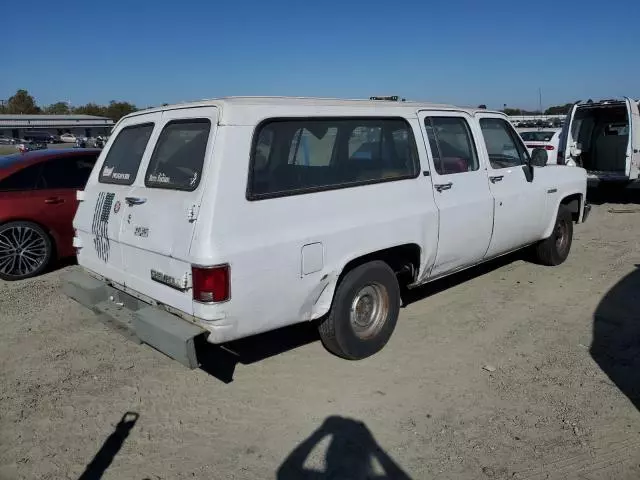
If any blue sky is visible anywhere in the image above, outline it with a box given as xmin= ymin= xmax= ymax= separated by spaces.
xmin=3 ymin=0 xmax=639 ymax=110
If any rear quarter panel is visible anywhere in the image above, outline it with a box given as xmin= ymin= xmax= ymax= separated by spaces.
xmin=189 ymin=121 xmax=439 ymax=342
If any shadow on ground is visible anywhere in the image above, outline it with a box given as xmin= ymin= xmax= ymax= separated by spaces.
xmin=402 ymin=251 xmax=522 ymax=307
xmin=277 ymin=415 xmax=412 ymax=479
xmin=197 ymin=253 xmax=524 ymax=383
xmin=196 ymin=322 xmax=320 ymax=383
xmin=78 ymin=412 xmax=139 ymax=480
xmin=591 ymin=266 xmax=640 ymax=410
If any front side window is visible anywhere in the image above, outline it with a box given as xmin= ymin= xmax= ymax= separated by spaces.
xmin=145 ymin=119 xmax=211 ymax=190
xmin=248 ymin=118 xmax=419 ymax=199
xmin=424 ymin=117 xmax=479 ymax=175
xmin=479 ymin=118 xmax=528 ymax=169
xmin=99 ymin=123 xmax=154 ymax=185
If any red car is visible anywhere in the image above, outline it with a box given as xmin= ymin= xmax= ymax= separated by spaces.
xmin=0 ymin=149 xmax=100 ymax=280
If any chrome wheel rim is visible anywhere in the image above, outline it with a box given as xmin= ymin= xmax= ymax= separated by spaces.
xmin=555 ymin=219 xmax=569 ymax=253
xmin=349 ymin=283 xmax=389 ymax=339
xmin=0 ymin=226 xmax=47 ymax=278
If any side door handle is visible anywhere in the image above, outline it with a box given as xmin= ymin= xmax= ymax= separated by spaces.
xmin=489 ymin=175 xmax=504 ymax=183
xmin=44 ymin=197 xmax=64 ymax=204
xmin=434 ymin=182 xmax=453 ymax=192
xmin=125 ymin=196 xmax=147 ymax=206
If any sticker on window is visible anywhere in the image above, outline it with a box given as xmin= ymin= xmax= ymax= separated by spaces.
xmin=99 ymin=123 xmax=154 ymax=186
xmin=148 ymin=172 xmax=171 ymax=184
xmin=145 ymin=119 xmax=211 ymax=191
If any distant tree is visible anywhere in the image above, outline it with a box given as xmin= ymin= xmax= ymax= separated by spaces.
xmin=44 ymin=101 xmax=71 ymax=114
xmin=477 ymin=104 xmax=487 ymax=109
xmin=544 ymin=103 xmax=576 ymax=115
xmin=6 ymin=89 xmax=40 ymax=114
xmin=72 ymin=103 xmax=105 ymax=116
xmin=103 ymin=100 xmax=137 ymax=121
xmin=502 ymin=108 xmax=522 ymax=116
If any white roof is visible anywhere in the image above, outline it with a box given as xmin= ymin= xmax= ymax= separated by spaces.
xmin=125 ymin=96 xmax=503 ymax=126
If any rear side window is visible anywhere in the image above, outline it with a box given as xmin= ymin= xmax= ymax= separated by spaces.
xmin=42 ymin=155 xmax=98 ymax=189
xmin=99 ymin=123 xmax=154 ymax=185
xmin=0 ymin=164 xmax=42 ymax=191
xmin=425 ymin=117 xmax=479 ymax=175
xmin=145 ymin=119 xmax=211 ymax=190
xmin=248 ymin=118 xmax=419 ymax=199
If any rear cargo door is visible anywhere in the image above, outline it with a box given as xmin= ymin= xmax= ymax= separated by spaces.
xmin=559 ymin=104 xmax=579 ymax=165
xmin=119 ymin=107 xmax=217 ymax=315
xmin=625 ymin=97 xmax=640 ymax=179
xmin=74 ymin=115 xmax=159 ymax=287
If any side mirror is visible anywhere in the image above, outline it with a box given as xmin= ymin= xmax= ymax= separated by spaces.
xmin=530 ymin=148 xmax=548 ymax=167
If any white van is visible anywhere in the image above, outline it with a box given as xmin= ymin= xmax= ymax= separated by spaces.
xmin=64 ymin=97 xmax=588 ymax=366
xmin=559 ymin=98 xmax=640 ymax=183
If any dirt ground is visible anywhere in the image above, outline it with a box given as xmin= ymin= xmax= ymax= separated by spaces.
xmin=2 ymin=193 xmax=640 ymax=480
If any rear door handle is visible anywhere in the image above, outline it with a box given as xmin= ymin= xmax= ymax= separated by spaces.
xmin=490 ymin=175 xmax=504 ymax=183
xmin=125 ymin=197 xmax=147 ymax=206
xmin=434 ymin=182 xmax=453 ymax=192
xmin=44 ymin=197 xmax=64 ymax=204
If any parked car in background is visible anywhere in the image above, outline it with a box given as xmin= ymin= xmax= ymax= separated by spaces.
xmin=0 ymin=149 xmax=100 ymax=280
xmin=17 ymin=141 xmax=47 ymax=153
xmin=0 ymin=136 xmax=16 ymax=145
xmin=519 ymin=129 xmax=561 ymax=164
xmin=23 ymin=131 xmax=59 ymax=144
xmin=60 ymin=133 xmax=77 ymax=143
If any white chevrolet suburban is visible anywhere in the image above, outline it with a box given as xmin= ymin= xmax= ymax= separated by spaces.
xmin=63 ymin=97 xmax=589 ymax=367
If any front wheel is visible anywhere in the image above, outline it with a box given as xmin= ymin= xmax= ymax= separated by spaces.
xmin=0 ymin=221 xmax=52 ymax=280
xmin=318 ymin=261 xmax=400 ymax=360
xmin=533 ymin=206 xmax=573 ymax=266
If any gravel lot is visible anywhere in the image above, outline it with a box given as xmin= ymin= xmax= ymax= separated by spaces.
xmin=1 ymin=193 xmax=640 ymax=480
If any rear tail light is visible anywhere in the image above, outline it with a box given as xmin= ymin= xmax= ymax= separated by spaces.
xmin=192 ymin=264 xmax=230 ymax=303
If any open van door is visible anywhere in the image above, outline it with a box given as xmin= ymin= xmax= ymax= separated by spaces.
xmin=625 ymin=97 xmax=640 ymax=180
xmin=559 ymin=103 xmax=579 ymax=165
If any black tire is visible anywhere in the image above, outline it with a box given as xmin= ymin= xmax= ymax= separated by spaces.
xmin=533 ymin=206 xmax=573 ymax=266
xmin=318 ymin=261 xmax=400 ymax=360
xmin=0 ymin=221 xmax=53 ymax=281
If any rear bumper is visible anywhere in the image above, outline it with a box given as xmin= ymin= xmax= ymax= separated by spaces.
xmin=62 ymin=268 xmax=206 ymax=368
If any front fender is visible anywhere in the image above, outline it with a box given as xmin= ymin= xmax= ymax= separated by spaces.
xmin=542 ymin=189 xmax=585 ymax=239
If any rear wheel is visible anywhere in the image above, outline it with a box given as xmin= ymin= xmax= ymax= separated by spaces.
xmin=318 ymin=261 xmax=400 ymax=360
xmin=0 ymin=221 xmax=52 ymax=281
xmin=533 ymin=206 xmax=573 ymax=266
